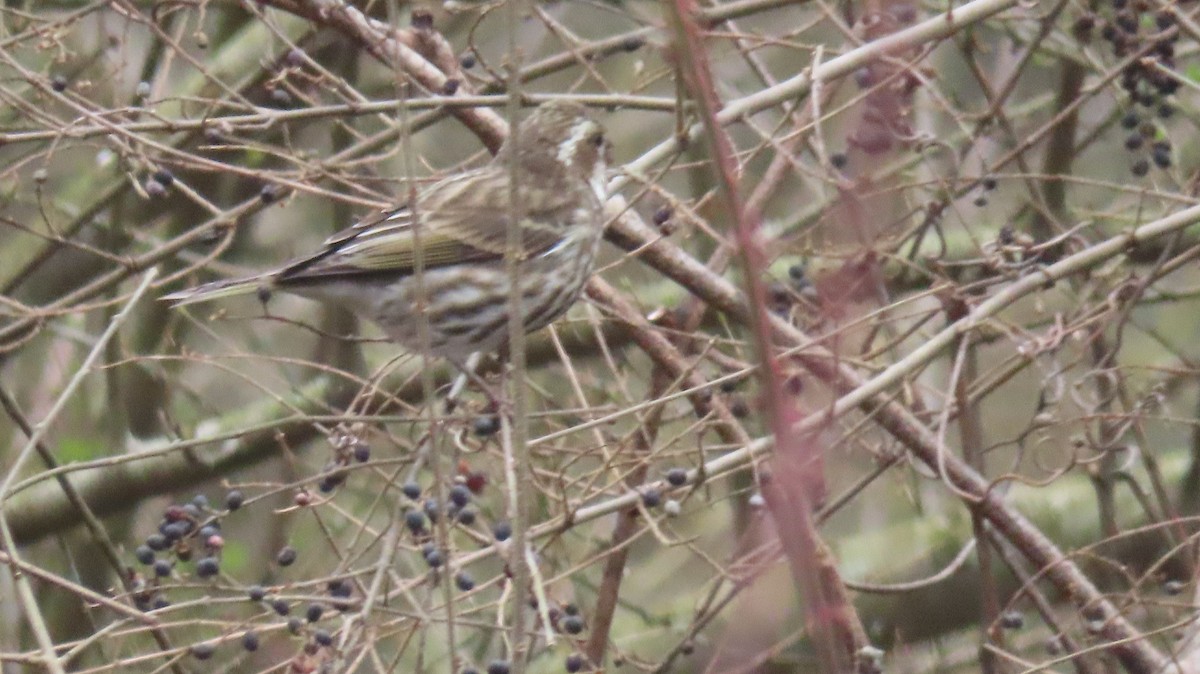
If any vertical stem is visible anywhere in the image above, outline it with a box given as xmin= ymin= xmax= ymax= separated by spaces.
xmin=503 ymin=1 xmax=532 ymax=670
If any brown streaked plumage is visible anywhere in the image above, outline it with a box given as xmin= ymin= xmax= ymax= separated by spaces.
xmin=162 ymin=101 xmax=611 ymax=361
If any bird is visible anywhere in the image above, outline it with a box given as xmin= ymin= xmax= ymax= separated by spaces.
xmin=162 ymin=101 xmax=612 ymax=365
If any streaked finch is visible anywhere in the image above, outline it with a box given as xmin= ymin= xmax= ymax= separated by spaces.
xmin=163 ymin=101 xmax=611 ymax=362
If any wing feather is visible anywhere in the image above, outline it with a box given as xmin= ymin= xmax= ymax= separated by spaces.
xmin=277 ymin=169 xmax=583 ymax=284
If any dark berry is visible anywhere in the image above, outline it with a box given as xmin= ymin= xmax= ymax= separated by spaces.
xmin=1125 ymin=134 xmax=1143 ymax=151
xmin=442 ymin=79 xmax=460 ymax=96
xmin=152 ymin=595 xmax=170 ymax=610
xmin=405 ymin=510 xmax=427 ymax=534
xmin=402 ymin=482 xmax=422 ymax=500
xmin=306 ymin=603 xmax=324 ymax=623
xmin=561 ymin=614 xmax=585 ymax=634
xmin=423 ymin=498 xmax=440 ymax=522
xmin=135 ymin=545 xmax=155 ymax=565
xmin=286 ymin=48 xmax=306 ymax=67
xmin=287 ymin=617 xmax=303 ymax=635
xmin=487 ymin=661 xmax=511 ymax=674
xmin=730 ymin=397 xmax=750 ymax=418
xmin=563 ymin=603 xmax=579 ymax=616
xmin=456 ymin=507 xmax=477 ymax=526
xmin=248 ymin=585 xmax=266 ymax=602
xmin=666 ymin=468 xmax=687 ymax=487
xmin=981 ymin=176 xmax=997 ymax=190
xmin=465 ymin=471 xmax=487 ymax=494
xmin=276 ymin=545 xmax=297 ymax=567
xmin=314 ymin=628 xmax=333 ymax=646
xmin=449 ymin=484 xmax=471 ymax=508
xmin=460 ymin=53 xmax=477 ymax=69
xmin=1159 ymin=103 xmax=1174 ymax=119
xmin=145 ymin=533 xmax=168 ymax=551
xmin=473 ymin=415 xmax=501 ymax=436
xmin=830 ymin=152 xmax=848 ymax=169
xmin=1132 ymin=159 xmax=1150 ymax=176
xmin=973 ymin=195 xmax=988 ymax=207
xmin=154 ymin=559 xmax=172 ymax=577
xmin=411 ymin=10 xmax=434 ymax=29
xmin=182 ymin=503 xmax=201 ymax=520
xmin=50 ymin=75 xmax=67 ymax=92
xmin=1000 ymin=611 xmax=1024 ymax=629
xmin=195 ymin=557 xmax=219 ymax=579
xmin=652 ymin=206 xmax=673 ymax=226
xmin=270 ymin=88 xmax=292 ymax=107
xmin=153 ymin=169 xmax=175 ymax=187
xmin=455 ymin=572 xmax=475 ymax=591
xmin=493 ymin=522 xmax=512 ymax=542
xmin=190 ymin=642 xmax=215 ymax=660
xmin=1121 ymin=112 xmax=1139 ymax=129
xmin=242 ymin=630 xmax=260 ymax=651
xmin=641 ymin=488 xmax=662 ymax=508
xmin=144 ymin=178 xmax=166 ymax=197
xmin=198 ymin=525 xmax=219 ymax=540
xmin=225 ymin=490 xmax=244 ymax=510
xmin=1153 ymin=146 xmax=1171 ymax=168
xmin=621 ymin=35 xmax=645 ymax=52
xmin=328 ymin=579 xmax=352 ymax=598
xmin=422 ymin=544 xmax=444 ymax=568
xmin=260 ymin=185 xmax=278 ymax=204
xmin=272 ymin=599 xmax=290 ymax=616
xmin=565 ymin=654 xmax=584 ymax=673
xmin=854 ymin=66 xmax=875 ymax=89
xmin=1164 ymin=579 xmax=1185 ymax=595
xmin=352 ymin=441 xmax=370 ymax=463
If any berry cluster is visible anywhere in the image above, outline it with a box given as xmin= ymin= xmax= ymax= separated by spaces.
xmin=1086 ymin=3 xmax=1179 ymax=174
xmin=129 ymin=491 xmax=241 ymax=611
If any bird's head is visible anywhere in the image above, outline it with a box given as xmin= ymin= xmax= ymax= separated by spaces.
xmin=497 ymin=101 xmax=611 ymax=195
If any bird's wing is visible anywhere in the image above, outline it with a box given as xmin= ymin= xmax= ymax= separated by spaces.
xmin=277 ymin=169 xmax=582 ymax=283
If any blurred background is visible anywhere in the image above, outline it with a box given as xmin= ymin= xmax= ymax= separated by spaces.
xmin=1 ymin=1 xmax=1199 ymax=672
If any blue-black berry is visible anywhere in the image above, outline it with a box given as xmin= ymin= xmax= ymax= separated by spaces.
xmin=402 ymin=482 xmax=422 ymax=500
xmin=195 ymin=557 xmax=219 ymax=578
xmin=449 ymin=484 xmax=471 ymax=508
xmin=135 ymin=545 xmax=155 ymax=565
xmin=561 ymin=614 xmax=584 ymax=634
xmin=473 ymin=415 xmax=501 ymax=436
xmin=276 ymin=546 xmax=297 ymax=567
xmin=190 ymin=642 xmax=215 ymax=660
xmin=406 ymin=509 xmax=428 ymax=533
xmin=455 ymin=571 xmax=475 ymax=591
xmin=306 ymin=603 xmax=324 ymax=623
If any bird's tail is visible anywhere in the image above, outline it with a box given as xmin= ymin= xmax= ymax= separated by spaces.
xmin=160 ymin=274 xmax=273 ymax=307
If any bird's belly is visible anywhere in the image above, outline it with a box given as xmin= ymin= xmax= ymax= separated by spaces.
xmin=293 ymin=234 xmax=598 ymax=361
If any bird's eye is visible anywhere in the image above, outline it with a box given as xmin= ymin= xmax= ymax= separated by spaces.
xmin=589 ymin=132 xmax=605 ymax=148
